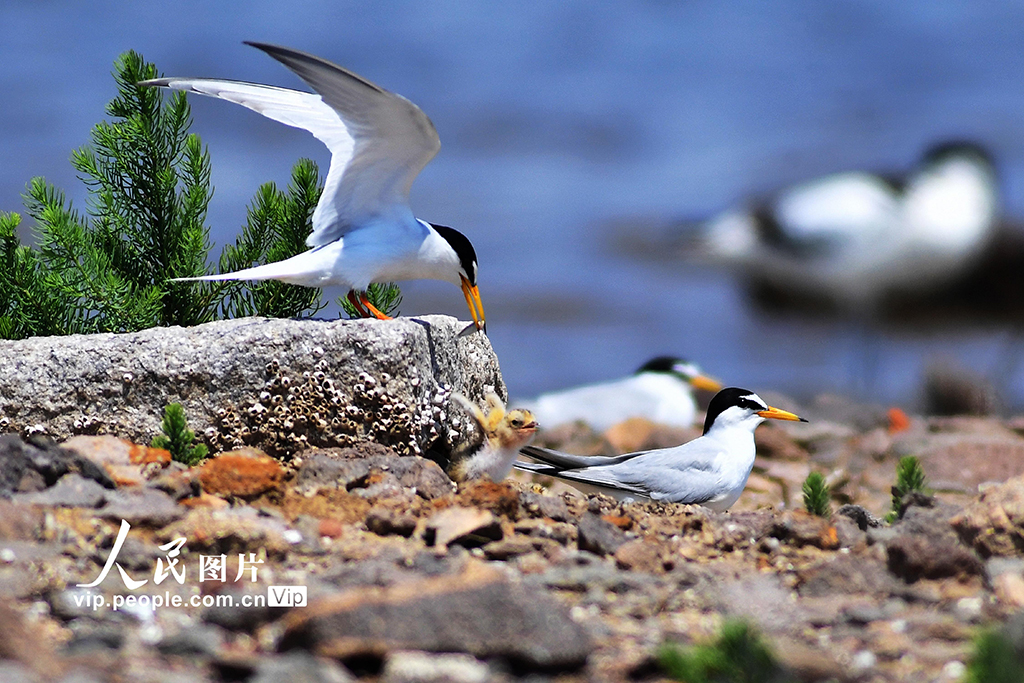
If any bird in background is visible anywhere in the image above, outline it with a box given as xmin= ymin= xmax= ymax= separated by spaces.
xmin=698 ymin=141 xmax=999 ymax=310
xmin=140 ymin=41 xmax=486 ymax=332
xmin=516 ymin=387 xmax=806 ymax=511
xmin=519 ymin=356 xmax=721 ymax=431
xmin=448 ymin=392 xmax=539 ymax=483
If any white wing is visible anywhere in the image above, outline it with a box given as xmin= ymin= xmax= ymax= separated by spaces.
xmin=773 ymin=171 xmax=900 ymax=250
xmin=140 ymin=41 xmax=440 ymax=247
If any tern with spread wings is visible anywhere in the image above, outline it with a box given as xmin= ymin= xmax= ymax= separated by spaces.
xmin=141 ymin=42 xmax=485 ymax=331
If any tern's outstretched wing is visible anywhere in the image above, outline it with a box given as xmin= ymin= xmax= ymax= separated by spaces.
xmin=140 ymin=41 xmax=440 ymax=248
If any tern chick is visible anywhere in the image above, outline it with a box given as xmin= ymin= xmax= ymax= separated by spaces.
xmin=449 ymin=393 xmax=538 ymax=483
xmin=516 ymin=387 xmax=806 ymax=511
xmin=521 ymin=356 xmax=721 ymax=431
xmin=140 ymin=42 xmax=486 ymax=331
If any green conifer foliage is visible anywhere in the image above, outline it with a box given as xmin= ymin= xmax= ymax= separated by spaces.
xmin=802 ymin=471 xmax=831 ymax=518
xmin=886 ymin=455 xmax=928 ymax=523
xmin=151 ymin=403 xmax=208 ymax=466
xmin=24 ymin=51 xmax=218 ymax=334
xmin=658 ymin=620 xmax=790 ymax=683
xmin=965 ymin=628 xmax=1024 ymax=683
xmin=0 ymin=50 xmax=340 ymax=340
xmin=217 ymin=158 xmax=326 ymax=319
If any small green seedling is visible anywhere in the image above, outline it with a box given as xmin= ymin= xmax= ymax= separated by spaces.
xmin=658 ymin=620 xmax=790 ymax=683
xmin=802 ymin=471 xmax=831 ymax=518
xmin=885 ymin=455 xmax=928 ymax=524
xmin=152 ymin=402 xmax=208 ymax=466
xmin=339 ymin=281 xmax=403 ymax=320
xmin=964 ymin=627 xmax=1024 ymax=683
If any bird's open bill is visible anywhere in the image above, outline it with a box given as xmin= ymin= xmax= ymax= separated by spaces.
xmin=461 ymin=275 xmax=486 ymax=333
xmin=690 ymin=374 xmax=723 ymax=392
xmin=758 ymin=406 xmax=808 ymax=422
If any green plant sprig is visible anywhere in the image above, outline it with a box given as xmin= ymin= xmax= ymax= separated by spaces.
xmin=886 ymin=455 xmax=928 ymax=524
xmin=802 ymin=471 xmax=831 ymax=518
xmin=151 ymin=403 xmax=208 ymax=466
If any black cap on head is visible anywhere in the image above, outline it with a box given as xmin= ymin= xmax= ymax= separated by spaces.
xmin=702 ymin=387 xmax=765 ymax=435
xmin=920 ymin=140 xmax=994 ymax=169
xmin=432 ymin=223 xmax=478 ymax=286
xmin=636 ymin=356 xmax=687 ymax=374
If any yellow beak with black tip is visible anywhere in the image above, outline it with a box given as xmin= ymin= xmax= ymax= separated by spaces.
xmin=690 ymin=374 xmax=723 ymax=392
xmin=757 ymin=406 xmax=808 ymax=422
xmin=460 ymin=275 xmax=486 ymax=333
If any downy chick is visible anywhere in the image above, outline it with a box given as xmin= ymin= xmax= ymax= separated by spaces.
xmin=449 ymin=392 xmax=538 ymax=482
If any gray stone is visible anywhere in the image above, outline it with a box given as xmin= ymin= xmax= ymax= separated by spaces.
xmin=0 ymin=316 xmax=503 ymax=461
xmin=0 ymin=435 xmax=113 ymax=499
xmin=250 ymin=651 xmax=354 ymax=683
xmin=986 ymin=557 xmax=1024 ymax=581
xmin=836 ymin=504 xmax=884 ymax=530
xmin=98 ymin=487 xmax=183 ymax=527
xmin=49 ymin=588 xmax=103 ymax=622
xmin=65 ymin=621 xmax=125 ymax=654
xmin=576 ymin=512 xmax=627 ymax=556
xmin=202 ymin=589 xmax=279 ymax=632
xmin=886 ymin=534 xmax=984 ymax=583
xmin=0 ymin=662 xmax=36 ymax=683
xmin=279 ymin=564 xmax=592 ymax=670
xmin=96 ymin=536 xmax=161 ymax=572
xmin=520 ymin=492 xmax=572 ymax=522
xmin=298 ymin=447 xmax=454 ymax=500
xmin=297 ymin=455 xmax=373 ymax=491
xmin=366 ymin=509 xmax=418 ymax=538
xmin=156 ymin=625 xmax=224 ymax=657
xmin=14 ymin=474 xmax=108 ymax=508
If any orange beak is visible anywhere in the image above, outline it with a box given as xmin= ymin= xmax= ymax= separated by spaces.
xmin=757 ymin=406 xmax=807 ymax=423
xmin=690 ymin=374 xmax=723 ymax=392
xmin=460 ymin=275 xmax=486 ymax=333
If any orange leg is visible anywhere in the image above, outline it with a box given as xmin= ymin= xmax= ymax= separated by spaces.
xmin=359 ymin=292 xmax=392 ymax=320
xmin=346 ymin=290 xmax=370 ymax=318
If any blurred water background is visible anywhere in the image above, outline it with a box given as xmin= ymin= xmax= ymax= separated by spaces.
xmin=4 ymin=1 xmax=1024 ymax=409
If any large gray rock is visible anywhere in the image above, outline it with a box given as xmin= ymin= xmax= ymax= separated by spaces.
xmin=0 ymin=316 xmax=503 ymax=459
xmin=279 ymin=563 xmax=593 ymax=670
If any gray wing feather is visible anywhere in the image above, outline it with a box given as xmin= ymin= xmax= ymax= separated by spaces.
xmin=246 ymin=42 xmax=440 ymax=246
xmin=518 ymin=445 xmax=646 ymax=469
xmin=517 ymin=440 xmax=727 ymax=505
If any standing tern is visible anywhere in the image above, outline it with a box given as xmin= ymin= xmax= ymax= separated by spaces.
xmin=516 ymin=387 xmax=806 ymax=511
xmin=520 ymin=356 xmax=721 ymax=431
xmin=140 ymin=42 xmax=486 ymax=331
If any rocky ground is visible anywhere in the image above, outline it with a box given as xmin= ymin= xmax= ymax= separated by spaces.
xmin=1 ymin=391 xmax=1024 ymax=682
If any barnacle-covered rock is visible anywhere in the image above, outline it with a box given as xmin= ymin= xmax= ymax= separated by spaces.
xmin=0 ymin=316 xmax=503 ymax=461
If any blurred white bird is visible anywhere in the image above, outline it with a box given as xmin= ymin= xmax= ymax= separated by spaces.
xmin=520 ymin=356 xmax=721 ymax=431
xmin=516 ymin=387 xmax=806 ymax=511
xmin=140 ymin=41 xmax=486 ymax=331
xmin=701 ymin=142 xmax=999 ymax=310
xmin=449 ymin=393 xmax=538 ymax=482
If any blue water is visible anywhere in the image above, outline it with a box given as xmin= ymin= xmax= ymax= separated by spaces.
xmin=4 ymin=1 xmax=1024 ymax=408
